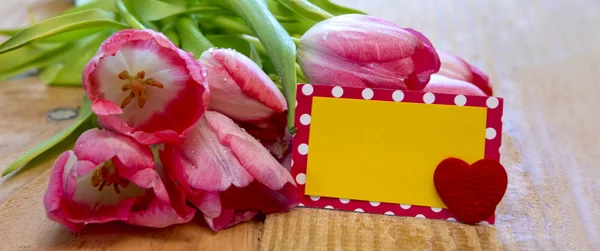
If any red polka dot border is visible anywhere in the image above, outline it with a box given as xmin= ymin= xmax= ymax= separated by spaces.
xmin=291 ymin=84 xmax=503 ymax=225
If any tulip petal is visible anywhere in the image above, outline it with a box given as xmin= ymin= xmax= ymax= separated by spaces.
xmin=200 ymin=48 xmax=287 ymax=141
xmin=299 ymin=14 xmax=440 ymax=90
xmin=160 ymin=111 xmax=298 ymax=231
xmin=424 ymin=75 xmax=487 ymax=96
xmin=436 ymin=51 xmax=492 ymax=95
xmin=44 ymin=129 xmax=195 ymax=231
xmin=83 ymin=29 xmax=209 ymax=144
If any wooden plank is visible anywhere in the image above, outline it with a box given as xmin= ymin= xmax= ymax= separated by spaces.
xmin=1 ymin=0 xmax=600 ymax=250
xmin=0 ymin=1 xmax=262 ymax=250
xmin=261 ymin=208 xmax=501 ymax=251
xmin=260 ymin=0 xmax=600 ymax=250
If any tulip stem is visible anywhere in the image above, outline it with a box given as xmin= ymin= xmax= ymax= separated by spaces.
xmin=291 ymin=37 xmax=301 ymax=46
xmin=176 ymin=17 xmax=214 ymax=58
xmin=115 ymin=0 xmax=145 ymax=30
xmin=274 ymin=0 xmax=334 ymax=22
xmin=219 ymin=0 xmax=298 ymax=132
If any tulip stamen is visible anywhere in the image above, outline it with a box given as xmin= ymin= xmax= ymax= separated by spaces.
xmin=90 ymin=161 xmax=130 ymax=194
xmin=118 ymin=70 xmax=164 ymax=108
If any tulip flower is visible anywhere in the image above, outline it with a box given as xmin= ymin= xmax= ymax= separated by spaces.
xmin=82 ymin=29 xmax=210 ymax=145
xmin=298 ymin=14 xmax=440 ymax=91
xmin=436 ymin=51 xmax=493 ymax=95
xmin=199 ymin=48 xmax=287 ymax=141
xmin=160 ymin=111 xmax=298 ymax=231
xmin=424 ymin=74 xmax=487 ymax=96
xmin=43 ymin=129 xmax=196 ymax=232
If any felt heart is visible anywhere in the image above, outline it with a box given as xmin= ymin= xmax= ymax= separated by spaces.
xmin=433 ymin=158 xmax=508 ymax=225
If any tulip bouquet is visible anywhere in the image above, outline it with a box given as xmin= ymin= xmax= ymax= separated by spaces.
xmin=0 ymin=0 xmax=493 ymax=232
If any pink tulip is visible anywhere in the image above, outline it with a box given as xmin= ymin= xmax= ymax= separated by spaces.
xmin=159 ymin=111 xmax=298 ymax=231
xmin=298 ymin=14 xmax=440 ymax=91
xmin=436 ymin=51 xmax=492 ymax=95
xmin=424 ymin=74 xmax=487 ymax=96
xmin=43 ymin=129 xmax=195 ymax=232
xmin=83 ymin=29 xmax=210 ymax=145
xmin=199 ymin=48 xmax=287 ymax=141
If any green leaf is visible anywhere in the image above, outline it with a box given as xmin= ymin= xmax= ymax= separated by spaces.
xmin=280 ymin=21 xmax=315 ymax=37
xmin=116 ymin=0 xmax=146 ymax=30
xmin=308 ymin=0 xmax=366 ymax=15
xmin=175 ymin=17 xmax=213 ymax=59
xmin=267 ymin=0 xmax=304 ymax=22
xmin=209 ymin=16 xmax=254 ymax=35
xmin=0 ymin=29 xmax=21 ymax=36
xmin=160 ymin=23 xmax=180 ymax=47
xmin=207 ymin=35 xmax=262 ymax=68
xmin=0 ymin=42 xmax=64 ymax=72
xmin=130 ymin=0 xmax=229 ymax=21
xmin=49 ymin=32 xmax=111 ymax=85
xmin=0 ymin=9 xmax=127 ymax=54
xmin=130 ymin=0 xmax=186 ymax=21
xmin=64 ymin=0 xmax=118 ymax=14
xmin=2 ymin=97 xmax=95 ymax=177
xmin=219 ymin=0 xmax=297 ymax=131
xmin=274 ymin=0 xmax=333 ymax=22
xmin=41 ymin=27 xmax=113 ymax=43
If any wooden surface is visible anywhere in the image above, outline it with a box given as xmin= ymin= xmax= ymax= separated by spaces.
xmin=1 ymin=0 xmax=599 ymax=250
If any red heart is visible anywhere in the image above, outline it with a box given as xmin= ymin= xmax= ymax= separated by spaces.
xmin=433 ymin=158 xmax=508 ymax=224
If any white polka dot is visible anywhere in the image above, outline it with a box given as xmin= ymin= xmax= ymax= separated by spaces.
xmin=447 ymin=217 xmax=457 ymax=222
xmin=430 ymin=207 xmax=442 ymax=213
xmin=295 ymin=173 xmax=306 ymax=185
xmin=415 ymin=214 xmax=426 ymax=218
xmin=423 ymin=92 xmax=435 ymax=104
xmin=400 ymin=204 xmax=411 ymax=209
xmin=291 ymin=159 xmax=294 ymax=167
xmin=486 ymin=97 xmax=499 ymax=108
xmin=302 ymin=84 xmax=314 ymax=95
xmin=295 ymin=100 xmax=298 ymax=108
xmin=310 ymin=195 xmax=320 ymax=201
xmin=339 ymin=198 xmax=350 ymax=204
xmin=478 ymin=220 xmax=490 ymax=226
xmin=298 ymin=203 xmax=304 ymax=207
xmin=369 ymin=201 xmax=381 ymax=207
xmin=486 ymin=128 xmax=497 ymax=139
xmin=501 ymin=115 xmax=504 ymax=123
xmin=332 ymin=86 xmax=344 ymax=97
xmin=392 ymin=90 xmax=404 ymax=102
xmin=354 ymin=208 xmax=364 ymax=213
xmin=454 ymin=95 xmax=466 ymax=106
xmin=384 ymin=211 xmax=395 ymax=216
xmin=300 ymin=114 xmax=311 ymax=125
xmin=362 ymin=88 xmax=374 ymax=100
xmin=298 ymin=143 xmax=308 ymax=155
xmin=325 ymin=205 xmax=334 ymax=209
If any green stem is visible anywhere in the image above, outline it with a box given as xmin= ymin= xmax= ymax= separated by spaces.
xmin=116 ymin=0 xmax=145 ymax=29
xmin=296 ymin=63 xmax=307 ymax=83
xmin=220 ymin=0 xmax=297 ymax=132
xmin=175 ymin=17 xmax=213 ymax=58
xmin=275 ymin=0 xmax=333 ymax=22
xmin=291 ymin=37 xmax=300 ymax=46
xmin=212 ymin=16 xmax=255 ymax=35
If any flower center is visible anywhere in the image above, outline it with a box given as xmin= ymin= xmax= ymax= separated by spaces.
xmin=90 ymin=160 xmax=130 ymax=194
xmin=118 ymin=70 xmax=164 ymax=108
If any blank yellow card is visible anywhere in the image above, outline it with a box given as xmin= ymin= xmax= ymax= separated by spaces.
xmin=304 ymin=97 xmax=487 ymax=208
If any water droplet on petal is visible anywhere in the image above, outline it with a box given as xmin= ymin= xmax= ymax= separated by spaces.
xmin=78 ymin=143 xmax=84 ymax=148
xmin=322 ymin=32 xmax=329 ymax=41
xmin=222 ymin=77 xmax=228 ymax=82
xmin=208 ymin=47 xmax=215 ymax=53
xmin=191 ymin=149 xmax=196 ymax=154
xmin=201 ymin=71 xmax=207 ymax=77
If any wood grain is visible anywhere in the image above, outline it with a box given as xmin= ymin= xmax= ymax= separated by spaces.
xmin=1 ymin=0 xmax=599 ymax=250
